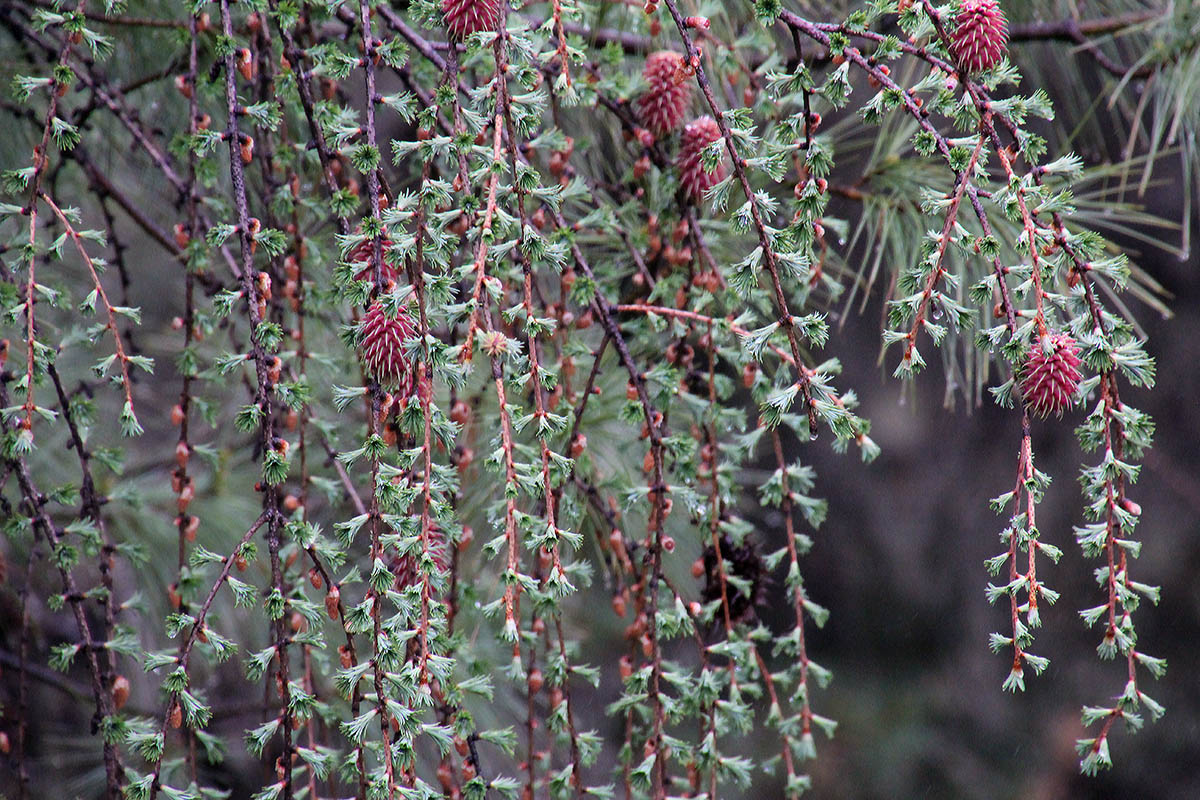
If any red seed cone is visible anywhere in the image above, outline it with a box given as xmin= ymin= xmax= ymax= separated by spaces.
xmin=360 ymin=301 xmax=417 ymax=391
xmin=1020 ymin=331 xmax=1082 ymax=417
xmin=442 ymin=0 xmax=500 ymax=39
xmin=676 ymin=116 xmax=727 ymax=201
xmin=347 ymin=237 xmax=401 ymax=284
xmin=389 ymin=526 xmax=451 ymax=591
xmin=637 ymin=51 xmax=691 ymax=137
xmin=951 ymin=0 xmax=1009 ymax=74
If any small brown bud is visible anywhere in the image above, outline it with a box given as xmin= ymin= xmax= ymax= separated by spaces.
xmin=325 ymin=585 xmax=341 ymax=620
xmin=239 ymin=134 xmax=255 ymax=164
xmin=256 ymin=271 xmax=271 ymax=299
xmin=633 ymin=155 xmax=651 ymax=180
xmin=237 ymin=48 xmax=254 ymax=81
xmin=112 ymin=675 xmax=131 ymax=710
xmin=742 ymin=362 xmax=758 ymax=388
xmin=437 ymin=762 xmax=455 ymax=791
xmin=619 ymin=655 xmax=634 ymax=679
xmin=177 ymin=483 xmax=194 ymax=513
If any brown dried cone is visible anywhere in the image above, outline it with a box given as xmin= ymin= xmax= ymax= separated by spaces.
xmin=700 ymin=532 xmax=768 ymax=627
xmin=1019 ymin=330 xmax=1082 ymax=417
xmin=359 ymin=302 xmax=418 ymax=392
xmin=441 ymin=0 xmax=500 ymax=39
xmin=676 ymin=116 xmax=728 ymax=202
xmin=389 ymin=526 xmax=452 ymax=591
xmin=637 ymin=51 xmax=691 ymax=137
xmin=951 ymin=0 xmax=1009 ymax=74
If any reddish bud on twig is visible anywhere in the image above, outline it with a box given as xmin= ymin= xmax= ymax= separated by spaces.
xmin=237 ymin=48 xmax=254 ymax=81
xmin=112 ymin=675 xmax=130 ymax=710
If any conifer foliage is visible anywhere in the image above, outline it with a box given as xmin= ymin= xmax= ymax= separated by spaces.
xmin=0 ymin=0 xmax=1193 ymax=798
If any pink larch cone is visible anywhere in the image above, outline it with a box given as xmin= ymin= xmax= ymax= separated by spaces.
xmin=951 ymin=0 xmax=1009 ymax=73
xmin=360 ymin=301 xmax=417 ymax=391
xmin=442 ymin=0 xmax=501 ymax=39
xmin=1020 ymin=331 xmax=1082 ymax=417
xmin=637 ymin=51 xmax=691 ymax=137
xmin=390 ymin=526 xmax=451 ymax=591
xmin=348 ymin=237 xmax=400 ymax=284
xmin=676 ymin=116 xmax=727 ymax=201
